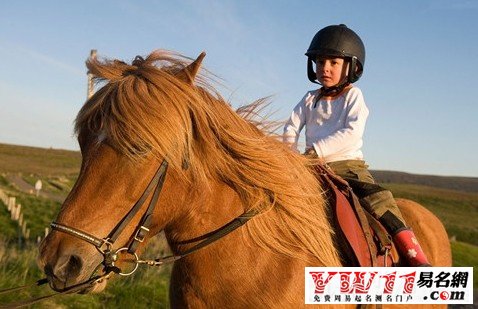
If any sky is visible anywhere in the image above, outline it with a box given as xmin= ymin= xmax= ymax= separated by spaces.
xmin=0 ymin=0 xmax=477 ymax=177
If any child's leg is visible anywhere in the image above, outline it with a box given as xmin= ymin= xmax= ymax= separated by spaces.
xmin=327 ymin=160 xmax=431 ymax=266
xmin=358 ymin=188 xmax=431 ymax=266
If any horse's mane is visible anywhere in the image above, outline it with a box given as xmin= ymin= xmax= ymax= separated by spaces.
xmin=75 ymin=50 xmax=341 ymax=266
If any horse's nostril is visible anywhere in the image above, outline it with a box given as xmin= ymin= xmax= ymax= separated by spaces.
xmin=44 ymin=263 xmax=54 ymax=278
xmin=43 ymin=254 xmax=86 ymax=291
xmin=66 ymin=255 xmax=83 ymax=277
xmin=54 ymin=255 xmax=83 ymax=281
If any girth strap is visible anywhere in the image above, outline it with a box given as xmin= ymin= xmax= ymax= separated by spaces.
xmin=364 ymin=211 xmax=392 ymax=254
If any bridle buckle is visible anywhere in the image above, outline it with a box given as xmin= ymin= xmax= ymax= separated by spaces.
xmin=133 ymin=226 xmax=150 ymax=243
xmin=97 ymin=238 xmax=114 ymax=254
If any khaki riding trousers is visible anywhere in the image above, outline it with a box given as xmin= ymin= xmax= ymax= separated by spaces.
xmin=325 ymin=159 xmax=407 ymax=233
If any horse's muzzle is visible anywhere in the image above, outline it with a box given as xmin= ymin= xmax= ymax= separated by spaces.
xmin=44 ymin=254 xmax=82 ymax=291
xmin=38 ymin=235 xmax=105 ymax=293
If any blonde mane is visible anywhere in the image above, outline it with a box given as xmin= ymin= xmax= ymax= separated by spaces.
xmin=75 ymin=50 xmax=341 ymax=266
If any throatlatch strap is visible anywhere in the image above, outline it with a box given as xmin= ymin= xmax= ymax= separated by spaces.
xmin=153 ymin=209 xmax=258 ymax=264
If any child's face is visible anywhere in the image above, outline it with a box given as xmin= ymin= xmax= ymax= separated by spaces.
xmin=315 ymin=56 xmax=348 ymax=88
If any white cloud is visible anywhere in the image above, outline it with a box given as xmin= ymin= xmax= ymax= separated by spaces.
xmin=0 ymin=42 xmax=84 ymax=77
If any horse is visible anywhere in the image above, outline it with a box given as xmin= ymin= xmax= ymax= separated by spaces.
xmin=38 ymin=50 xmax=451 ymax=308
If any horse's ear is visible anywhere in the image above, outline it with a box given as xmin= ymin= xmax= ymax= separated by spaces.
xmin=177 ymin=52 xmax=206 ymax=84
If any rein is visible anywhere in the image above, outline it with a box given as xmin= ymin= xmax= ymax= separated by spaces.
xmin=0 ymin=159 xmax=258 ymax=308
xmin=0 ymin=274 xmax=111 ymax=309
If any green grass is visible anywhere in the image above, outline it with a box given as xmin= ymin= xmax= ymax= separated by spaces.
xmin=451 ymin=241 xmax=478 ymax=289
xmin=383 ymin=183 xmax=478 ymax=246
xmin=0 ymin=237 xmax=171 ymax=308
xmin=0 ymin=143 xmax=81 ymax=176
xmin=0 ymin=174 xmax=9 ymax=186
xmin=22 ymin=174 xmax=75 ymax=194
xmin=13 ymin=192 xmax=62 ymax=240
xmin=0 ymin=200 xmax=19 ymax=239
xmin=0 ymin=189 xmax=61 ymax=241
xmin=1 ymin=240 xmax=474 ymax=308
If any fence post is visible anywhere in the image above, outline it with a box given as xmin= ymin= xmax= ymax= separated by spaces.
xmin=35 ymin=179 xmax=43 ymax=197
xmin=0 ymin=189 xmax=8 ymax=205
xmin=14 ymin=204 xmax=21 ymax=221
xmin=8 ymin=197 xmax=15 ymax=211
xmin=10 ymin=203 xmax=16 ymax=219
xmin=87 ymin=49 xmax=97 ymax=100
xmin=22 ymin=221 xmax=27 ymax=236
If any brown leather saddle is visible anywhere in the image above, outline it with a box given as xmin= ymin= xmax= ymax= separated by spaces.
xmin=312 ymin=164 xmax=399 ymax=267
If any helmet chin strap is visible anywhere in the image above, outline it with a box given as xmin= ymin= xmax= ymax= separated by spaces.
xmin=309 ymin=57 xmax=356 ymax=108
xmin=313 ymin=80 xmax=350 ymax=108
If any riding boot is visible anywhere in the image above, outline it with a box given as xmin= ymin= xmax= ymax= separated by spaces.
xmin=378 ymin=211 xmax=432 ymax=267
xmin=392 ymin=228 xmax=431 ymax=267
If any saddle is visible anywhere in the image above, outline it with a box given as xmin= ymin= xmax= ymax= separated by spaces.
xmin=312 ymin=164 xmax=399 ymax=267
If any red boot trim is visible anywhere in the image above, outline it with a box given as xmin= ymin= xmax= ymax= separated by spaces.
xmin=393 ymin=229 xmax=431 ymax=267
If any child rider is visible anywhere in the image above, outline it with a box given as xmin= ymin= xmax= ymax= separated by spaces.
xmin=283 ymin=24 xmax=431 ymax=266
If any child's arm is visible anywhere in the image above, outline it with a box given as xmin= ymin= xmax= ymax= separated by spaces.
xmin=283 ymin=98 xmax=307 ymax=152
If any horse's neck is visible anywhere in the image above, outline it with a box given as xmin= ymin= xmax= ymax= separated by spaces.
xmin=165 ymin=180 xmax=245 ymax=252
xmin=165 ymin=180 xmax=310 ymax=308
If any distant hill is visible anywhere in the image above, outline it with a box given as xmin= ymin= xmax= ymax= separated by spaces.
xmin=1 ymin=142 xmax=477 ymax=193
xmin=0 ymin=143 xmax=81 ymax=176
xmin=371 ymin=170 xmax=478 ymax=194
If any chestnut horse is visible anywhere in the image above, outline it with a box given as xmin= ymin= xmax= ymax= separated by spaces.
xmin=38 ymin=51 xmax=451 ymax=308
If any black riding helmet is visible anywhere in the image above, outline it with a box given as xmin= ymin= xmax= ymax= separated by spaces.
xmin=306 ymin=24 xmax=365 ymax=84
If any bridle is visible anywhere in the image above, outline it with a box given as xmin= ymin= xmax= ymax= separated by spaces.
xmin=50 ymin=158 xmax=257 ymax=276
xmin=56 ymin=156 xmax=259 ymax=276
xmin=51 ymin=159 xmax=169 ymax=276
xmin=1 ymin=158 xmax=258 ymax=308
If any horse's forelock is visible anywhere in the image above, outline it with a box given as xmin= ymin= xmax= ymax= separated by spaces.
xmin=77 ymin=51 xmax=197 ymax=161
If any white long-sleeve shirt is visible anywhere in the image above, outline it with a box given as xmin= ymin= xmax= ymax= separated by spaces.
xmin=283 ymin=86 xmax=369 ymax=163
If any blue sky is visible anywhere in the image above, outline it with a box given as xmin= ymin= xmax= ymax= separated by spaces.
xmin=1 ymin=0 xmax=477 ymax=177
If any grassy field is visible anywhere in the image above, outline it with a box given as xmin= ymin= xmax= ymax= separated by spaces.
xmin=0 ymin=142 xmax=477 ymax=307
xmin=451 ymin=241 xmax=478 ymax=288
xmin=0 ymin=143 xmax=81 ymax=176
xmin=383 ymin=183 xmax=478 ymax=246
xmin=0 ymin=237 xmax=171 ymax=308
